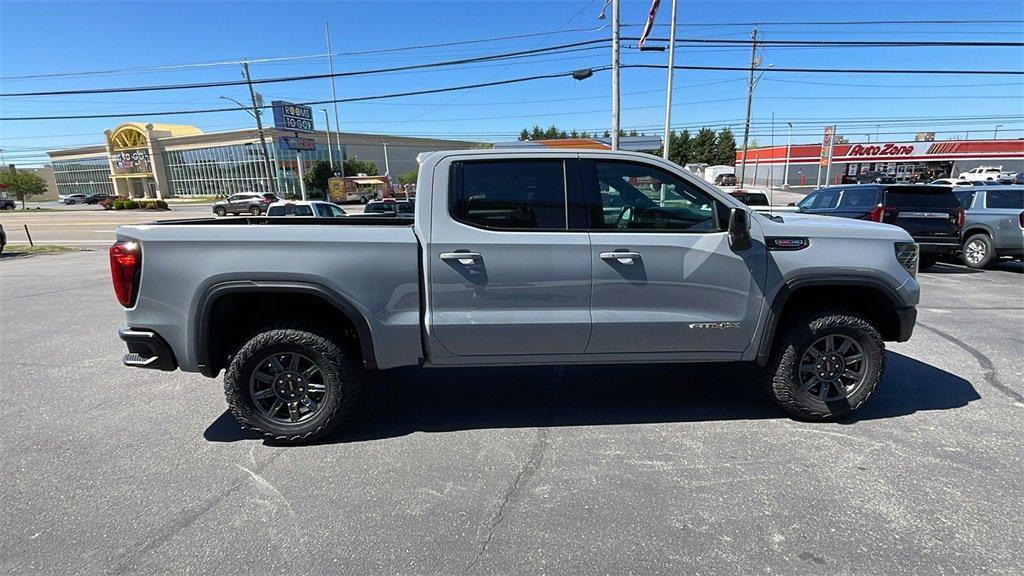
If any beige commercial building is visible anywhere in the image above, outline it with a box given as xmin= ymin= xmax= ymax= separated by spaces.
xmin=47 ymin=122 xmax=483 ymax=199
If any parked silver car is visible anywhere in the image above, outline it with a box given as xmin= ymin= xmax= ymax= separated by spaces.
xmin=212 ymin=192 xmax=279 ymax=216
xmin=954 ymin=186 xmax=1024 ymax=268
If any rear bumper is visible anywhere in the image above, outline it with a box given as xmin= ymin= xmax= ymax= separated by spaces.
xmin=894 ymin=307 xmax=917 ymax=342
xmin=119 ymin=327 xmax=178 ymax=371
xmin=915 ymin=238 xmax=959 ymax=255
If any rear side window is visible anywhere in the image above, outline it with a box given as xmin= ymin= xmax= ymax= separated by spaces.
xmin=839 ymin=188 xmax=880 ymax=208
xmin=364 ymin=203 xmax=393 ymax=214
xmin=953 ymin=190 xmax=975 ymax=209
xmin=986 ymin=190 xmax=1024 ymax=209
xmin=744 ymin=193 xmax=769 ymax=206
xmin=884 ymin=186 xmax=959 ymax=208
xmin=453 ymin=160 xmax=566 ymax=230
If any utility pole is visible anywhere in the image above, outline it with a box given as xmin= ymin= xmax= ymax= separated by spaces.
xmin=783 ymin=122 xmax=793 ymax=189
xmin=738 ymin=27 xmax=758 ymax=187
xmin=611 ymin=0 xmax=621 ymax=150
xmin=321 ymin=109 xmax=334 ymax=168
xmin=326 ymin=22 xmax=344 ymax=177
xmin=241 ymin=61 xmax=276 ymax=194
xmin=661 ymin=0 xmax=678 ymax=163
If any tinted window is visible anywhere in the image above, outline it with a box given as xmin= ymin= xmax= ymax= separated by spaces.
xmin=811 ymin=189 xmax=841 ymax=209
xmin=744 ymin=193 xmax=769 ymax=206
xmin=592 ymin=161 xmax=718 ymax=231
xmin=839 ymin=188 xmax=879 ymax=209
xmin=986 ymin=190 xmax=1024 ymax=209
xmin=797 ymin=191 xmax=818 ymax=208
xmin=454 ymin=160 xmax=566 ymax=230
xmin=953 ymin=190 xmax=975 ymax=209
xmin=267 ymin=204 xmax=313 ymax=216
xmin=364 ymin=203 xmax=393 ymax=214
xmin=396 ymin=202 xmax=414 ymax=214
xmin=884 ymin=186 xmax=959 ymax=208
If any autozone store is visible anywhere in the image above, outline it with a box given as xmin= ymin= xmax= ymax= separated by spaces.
xmin=735 ymin=139 xmax=1024 ymax=187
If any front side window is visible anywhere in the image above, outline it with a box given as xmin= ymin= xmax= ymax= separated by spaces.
xmin=591 ymin=161 xmax=717 ymax=231
xmin=798 ymin=191 xmax=819 ymax=208
xmin=453 ymin=160 xmax=567 ymax=230
xmin=839 ymin=188 xmax=879 ymax=208
xmin=811 ymin=189 xmax=842 ymax=210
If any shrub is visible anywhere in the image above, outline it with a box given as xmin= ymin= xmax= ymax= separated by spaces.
xmin=156 ymin=200 xmax=169 ymax=209
xmin=112 ymin=200 xmax=125 ymax=210
xmin=125 ymin=200 xmax=139 ymax=210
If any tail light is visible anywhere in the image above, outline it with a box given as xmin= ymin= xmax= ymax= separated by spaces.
xmin=868 ymin=206 xmax=885 ymax=222
xmin=955 ymin=207 xmax=965 ymax=229
xmin=109 ymin=241 xmax=141 ymax=307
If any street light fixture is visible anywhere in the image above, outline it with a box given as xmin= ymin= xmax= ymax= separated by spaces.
xmin=994 ymin=124 xmax=1004 ymax=139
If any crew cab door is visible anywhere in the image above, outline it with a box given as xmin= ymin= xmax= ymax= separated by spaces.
xmin=581 ymin=157 xmax=765 ymax=354
xmin=426 ymin=157 xmax=592 ymax=357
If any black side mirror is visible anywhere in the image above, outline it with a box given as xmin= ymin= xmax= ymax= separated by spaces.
xmin=728 ymin=208 xmax=751 ymax=251
xmin=787 ymin=202 xmax=796 ymax=207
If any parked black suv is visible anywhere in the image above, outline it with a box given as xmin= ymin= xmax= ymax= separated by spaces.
xmin=796 ymin=184 xmax=964 ymax=269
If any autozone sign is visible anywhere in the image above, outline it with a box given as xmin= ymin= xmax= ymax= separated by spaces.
xmin=847 ymin=143 xmax=915 ymax=158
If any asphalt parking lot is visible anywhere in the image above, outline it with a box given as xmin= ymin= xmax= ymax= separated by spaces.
xmin=1 ymin=251 xmax=1022 ymax=575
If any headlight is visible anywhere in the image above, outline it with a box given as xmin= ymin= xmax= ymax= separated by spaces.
xmin=894 ymin=242 xmax=919 ymax=278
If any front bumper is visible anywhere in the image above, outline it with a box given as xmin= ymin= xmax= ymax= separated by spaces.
xmin=119 ymin=327 xmax=178 ymax=371
xmin=894 ymin=307 xmax=917 ymax=342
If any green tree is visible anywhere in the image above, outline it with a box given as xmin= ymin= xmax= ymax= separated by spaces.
xmin=658 ymin=129 xmax=692 ymax=166
xmin=690 ymin=127 xmax=717 ymax=165
xmin=397 ymin=170 xmax=418 ymax=185
xmin=344 ymin=157 xmax=377 ymax=176
xmin=0 ymin=169 xmax=48 ymax=209
xmin=303 ymin=160 xmax=333 ymax=198
xmin=518 ymin=128 xmax=530 ymax=141
xmin=530 ymin=125 xmax=545 ymax=140
xmin=713 ymin=127 xmax=738 ymax=166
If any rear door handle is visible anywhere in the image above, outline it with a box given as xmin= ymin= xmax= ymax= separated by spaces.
xmin=600 ymin=251 xmax=642 ymax=264
xmin=440 ymin=252 xmax=482 ymax=265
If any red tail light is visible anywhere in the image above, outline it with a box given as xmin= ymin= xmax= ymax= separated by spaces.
xmin=955 ymin=207 xmax=965 ymax=229
xmin=868 ymin=206 xmax=885 ymax=222
xmin=109 ymin=241 xmax=141 ymax=307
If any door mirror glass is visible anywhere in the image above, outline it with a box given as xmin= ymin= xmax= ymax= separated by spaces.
xmin=728 ymin=208 xmax=751 ymax=251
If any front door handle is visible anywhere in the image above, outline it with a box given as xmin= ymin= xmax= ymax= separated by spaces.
xmin=600 ymin=251 xmax=642 ymax=265
xmin=440 ymin=251 xmax=482 ymax=265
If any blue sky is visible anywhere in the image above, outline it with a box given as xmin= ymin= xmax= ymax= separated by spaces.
xmin=1 ymin=0 xmax=1022 ymax=165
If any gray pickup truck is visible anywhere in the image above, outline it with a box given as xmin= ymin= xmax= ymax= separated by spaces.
xmin=112 ymin=149 xmax=920 ymax=442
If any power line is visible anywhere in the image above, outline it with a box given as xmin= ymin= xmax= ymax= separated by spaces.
xmin=627 ymin=63 xmax=1024 ymax=76
xmin=0 ymin=40 xmax=610 ymax=98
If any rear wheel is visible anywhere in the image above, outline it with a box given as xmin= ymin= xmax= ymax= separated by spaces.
xmin=962 ymin=234 xmax=995 ymax=269
xmin=248 ymin=205 xmax=261 ymax=216
xmin=360 ymin=196 xmax=369 ymax=204
xmin=214 ymin=206 xmax=226 ymax=217
xmin=764 ymin=310 xmax=885 ymax=421
xmin=224 ymin=328 xmax=362 ymax=443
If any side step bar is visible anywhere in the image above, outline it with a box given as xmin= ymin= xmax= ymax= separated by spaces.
xmin=119 ymin=327 xmax=178 ymax=371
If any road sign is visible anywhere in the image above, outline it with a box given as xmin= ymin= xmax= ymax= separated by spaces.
xmin=819 ymin=126 xmax=833 ymax=168
xmin=271 ymin=100 xmax=314 ymax=133
xmin=279 ymin=137 xmax=316 ymax=151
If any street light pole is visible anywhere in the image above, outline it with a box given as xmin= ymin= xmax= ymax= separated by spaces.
xmin=321 ymin=109 xmax=334 ymax=169
xmin=994 ymin=124 xmax=1003 ymax=139
xmin=738 ymin=27 xmax=758 ymax=186
xmin=661 ymin=0 xmax=678 ymax=162
xmin=326 ymin=22 xmax=344 ymax=178
xmin=783 ymin=122 xmax=793 ymax=189
xmin=240 ymin=61 xmax=276 ymax=194
xmin=381 ymin=140 xmax=390 ymax=176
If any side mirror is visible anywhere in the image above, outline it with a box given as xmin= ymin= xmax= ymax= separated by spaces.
xmin=787 ymin=202 xmax=796 ymax=207
xmin=728 ymin=208 xmax=751 ymax=251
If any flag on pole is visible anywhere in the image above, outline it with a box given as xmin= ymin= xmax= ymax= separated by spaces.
xmin=637 ymin=0 xmax=661 ymax=48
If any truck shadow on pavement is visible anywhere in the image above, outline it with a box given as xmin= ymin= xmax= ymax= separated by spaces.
xmin=204 ymin=351 xmax=979 ymax=444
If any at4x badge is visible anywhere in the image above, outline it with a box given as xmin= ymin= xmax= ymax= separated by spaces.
xmin=688 ymin=322 xmax=741 ymax=330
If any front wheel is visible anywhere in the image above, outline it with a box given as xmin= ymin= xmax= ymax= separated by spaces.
xmin=224 ymin=328 xmax=362 ymax=443
xmin=962 ymin=234 xmax=995 ymax=269
xmin=360 ymin=196 xmax=369 ymax=204
xmin=214 ymin=206 xmax=226 ymax=217
xmin=249 ymin=205 xmax=261 ymax=216
xmin=764 ymin=310 xmax=885 ymax=421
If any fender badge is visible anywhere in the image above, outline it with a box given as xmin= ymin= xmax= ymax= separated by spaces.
xmin=688 ymin=322 xmax=740 ymax=330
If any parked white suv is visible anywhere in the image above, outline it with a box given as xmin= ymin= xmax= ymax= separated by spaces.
xmin=959 ymin=166 xmax=1014 ymax=182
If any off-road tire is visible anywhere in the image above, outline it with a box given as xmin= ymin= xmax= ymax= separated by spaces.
xmin=764 ymin=310 xmax=885 ymax=421
xmin=962 ymin=233 xmax=995 ymax=269
xmin=224 ymin=328 xmax=362 ymax=443
xmin=214 ymin=206 xmax=226 ymax=217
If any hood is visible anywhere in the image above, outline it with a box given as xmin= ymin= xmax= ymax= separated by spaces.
xmin=753 ymin=211 xmax=912 ymax=242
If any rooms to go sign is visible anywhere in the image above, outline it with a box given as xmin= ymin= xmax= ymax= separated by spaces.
xmin=271 ymin=101 xmax=315 ymax=133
